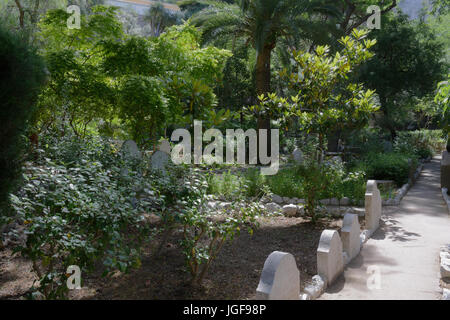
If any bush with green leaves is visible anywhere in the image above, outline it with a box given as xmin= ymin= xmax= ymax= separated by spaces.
xmin=179 ymin=170 xmax=261 ymax=285
xmin=393 ymin=130 xmax=445 ymax=159
xmin=434 ymin=77 xmax=449 ymax=150
xmin=10 ymin=156 xmax=153 ymax=299
xmin=0 ymin=25 xmax=46 ymax=212
xmin=361 ymin=152 xmax=418 ymax=187
xmin=205 ymin=170 xmax=244 ymax=200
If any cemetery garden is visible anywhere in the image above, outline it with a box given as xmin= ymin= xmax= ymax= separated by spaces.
xmin=0 ymin=0 xmax=449 ymax=301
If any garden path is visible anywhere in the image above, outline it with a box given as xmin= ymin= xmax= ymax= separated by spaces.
xmin=320 ymin=156 xmax=449 ymax=300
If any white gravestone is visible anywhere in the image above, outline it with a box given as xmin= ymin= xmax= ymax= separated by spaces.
xmin=121 ymin=140 xmax=141 ymax=160
xmin=365 ymin=180 xmax=381 ymax=233
xmin=256 ymin=251 xmax=300 ymax=300
xmin=341 ymin=213 xmax=361 ymax=263
xmin=317 ymin=230 xmax=344 ymax=286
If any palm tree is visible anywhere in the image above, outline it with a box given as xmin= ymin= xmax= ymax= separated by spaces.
xmin=145 ymin=2 xmax=179 ymax=37
xmin=183 ymin=0 xmax=339 ymax=151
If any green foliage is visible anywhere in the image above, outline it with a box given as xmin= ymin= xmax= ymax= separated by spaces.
xmin=37 ymin=8 xmax=230 ymax=146
xmin=359 ymin=13 xmax=447 ymax=137
xmin=256 ymin=29 xmax=378 ymax=160
xmin=393 ymin=130 xmax=445 ymax=159
xmin=0 ymin=25 xmax=46 ymax=211
xmin=180 ymin=170 xmax=261 ymax=285
xmin=361 ymin=152 xmax=418 ymax=187
xmin=243 ymin=168 xmax=268 ymax=198
xmin=119 ymin=75 xmax=167 ymax=145
xmin=215 ymin=44 xmax=254 ymax=112
xmin=434 ymin=76 xmax=449 ymax=149
xmin=206 ymin=170 xmax=244 ymax=199
xmin=10 ymin=155 xmax=152 ymax=299
xmin=265 ymin=168 xmax=304 ymax=198
xmin=36 ymin=6 xmax=122 ymax=137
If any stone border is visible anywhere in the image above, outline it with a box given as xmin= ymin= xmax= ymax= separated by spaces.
xmin=440 ymin=244 xmax=450 ymax=300
xmin=255 ymin=181 xmax=383 ymax=300
xmin=442 ymin=188 xmax=450 ymax=214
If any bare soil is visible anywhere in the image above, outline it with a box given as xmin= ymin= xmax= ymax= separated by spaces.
xmin=0 ymin=215 xmax=343 ymax=300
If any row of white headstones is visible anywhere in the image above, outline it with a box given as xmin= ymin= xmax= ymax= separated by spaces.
xmin=255 ymin=180 xmax=382 ymax=300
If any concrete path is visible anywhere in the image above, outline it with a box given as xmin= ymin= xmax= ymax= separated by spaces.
xmin=320 ymin=157 xmax=449 ymax=300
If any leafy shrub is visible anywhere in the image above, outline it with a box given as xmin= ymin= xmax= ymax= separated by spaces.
xmin=339 ymin=170 xmax=366 ymax=202
xmin=243 ymin=168 xmax=267 ymax=198
xmin=179 ymin=170 xmax=261 ymax=285
xmin=206 ymin=170 xmax=244 ymax=200
xmin=0 ymin=26 xmax=46 ymax=211
xmin=10 ymin=157 xmax=153 ymax=299
xmin=293 ymin=163 xmax=329 ymax=223
xmin=265 ymin=168 xmax=303 ymax=198
xmin=362 ymin=152 xmax=417 ymax=186
xmin=393 ymin=129 xmax=445 ymax=159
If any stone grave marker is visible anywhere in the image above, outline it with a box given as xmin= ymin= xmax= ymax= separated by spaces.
xmin=121 ymin=140 xmax=142 ymax=160
xmin=256 ymin=251 xmax=300 ymax=300
xmin=292 ymin=148 xmax=303 ymax=164
xmin=341 ymin=213 xmax=361 ymax=262
xmin=317 ymin=230 xmax=344 ymax=286
xmin=365 ymin=180 xmax=381 ymax=232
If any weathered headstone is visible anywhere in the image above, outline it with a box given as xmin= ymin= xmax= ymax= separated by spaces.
xmin=341 ymin=213 xmax=361 ymax=262
xmin=121 ymin=140 xmax=141 ymax=160
xmin=441 ymin=151 xmax=450 ymax=190
xmin=317 ymin=230 xmax=344 ymax=286
xmin=256 ymin=251 xmax=300 ymax=300
xmin=292 ymin=148 xmax=303 ymax=164
xmin=158 ymin=139 xmax=171 ymax=154
xmin=365 ymin=180 xmax=381 ymax=232
xmin=150 ymin=150 xmax=170 ymax=173
xmin=382 ymin=140 xmax=393 ymax=152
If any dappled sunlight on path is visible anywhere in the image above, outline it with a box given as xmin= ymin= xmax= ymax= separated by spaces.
xmin=320 ymin=157 xmax=449 ymax=300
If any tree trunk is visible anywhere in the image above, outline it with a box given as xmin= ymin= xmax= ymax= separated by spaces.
xmin=255 ymin=45 xmax=273 ymax=159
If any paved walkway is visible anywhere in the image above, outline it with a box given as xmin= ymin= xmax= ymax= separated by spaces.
xmin=320 ymin=157 xmax=449 ymax=300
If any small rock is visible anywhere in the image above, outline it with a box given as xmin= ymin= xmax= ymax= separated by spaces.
xmin=319 ymin=199 xmax=330 ymax=205
xmin=330 ymin=198 xmax=339 ymax=206
xmin=297 ymin=205 xmax=305 ymax=216
xmin=441 ymin=258 xmax=450 ymax=279
xmin=443 ymin=289 xmax=450 ymax=300
xmin=207 ymin=201 xmax=217 ymax=209
xmin=300 ymin=293 xmax=311 ymax=300
xmin=304 ymin=275 xmax=326 ymax=299
xmin=265 ymin=202 xmax=282 ymax=214
xmin=282 ymin=204 xmax=298 ymax=217
xmin=218 ymin=202 xmax=232 ymax=210
xmin=282 ymin=197 xmax=291 ymax=204
xmin=271 ymin=194 xmax=283 ymax=204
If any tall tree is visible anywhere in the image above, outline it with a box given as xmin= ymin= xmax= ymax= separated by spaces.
xmin=144 ymin=1 xmax=180 ymax=37
xmin=0 ymin=24 xmax=46 ymax=212
xmin=359 ymin=13 xmax=447 ymax=139
xmin=182 ymin=0 xmax=340 ymax=154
